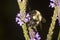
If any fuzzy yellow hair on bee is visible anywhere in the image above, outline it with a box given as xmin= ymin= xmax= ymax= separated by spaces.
xmin=31 ymin=10 xmax=46 ymax=30
xmin=32 ymin=10 xmax=42 ymax=24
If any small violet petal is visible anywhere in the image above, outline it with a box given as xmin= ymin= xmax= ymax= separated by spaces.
xmin=50 ymin=0 xmax=56 ymax=3
xmin=35 ymin=33 xmax=40 ymax=38
xmin=24 ymin=18 xmax=28 ymax=23
xmin=16 ymin=16 xmax=24 ymax=26
xmin=35 ymin=32 xmax=41 ymax=40
xmin=49 ymin=2 xmax=55 ymax=8
xmin=19 ymin=19 xmax=24 ymax=26
xmin=16 ymin=17 xmax=20 ymax=22
xmin=17 ymin=13 xmax=20 ymax=17
xmin=30 ymin=38 xmax=36 ymax=40
xmin=26 ymin=13 xmax=30 ymax=18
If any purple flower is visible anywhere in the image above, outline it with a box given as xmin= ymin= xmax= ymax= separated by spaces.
xmin=29 ymin=28 xmax=41 ymax=40
xmin=16 ymin=17 xmax=20 ymax=22
xmin=24 ymin=13 xmax=30 ymax=22
xmin=49 ymin=2 xmax=55 ymax=8
xmin=49 ymin=0 xmax=60 ymax=7
xmin=24 ymin=18 xmax=29 ymax=23
xmin=30 ymin=32 xmax=41 ymax=40
xmin=15 ymin=12 xmax=31 ymax=26
xmin=35 ymin=32 xmax=41 ymax=40
xmin=16 ymin=13 xmax=21 ymax=17
xmin=16 ymin=17 xmax=24 ymax=26
xmin=18 ymin=19 xmax=24 ymax=26
xmin=25 ymin=13 xmax=31 ymax=21
xmin=49 ymin=0 xmax=56 ymax=8
xmin=50 ymin=0 xmax=56 ymax=3
xmin=26 ymin=13 xmax=30 ymax=17
xmin=16 ymin=13 xmax=22 ymax=18
xmin=30 ymin=38 xmax=36 ymax=40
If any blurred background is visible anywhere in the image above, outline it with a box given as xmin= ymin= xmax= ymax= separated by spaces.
xmin=0 ymin=0 xmax=59 ymax=40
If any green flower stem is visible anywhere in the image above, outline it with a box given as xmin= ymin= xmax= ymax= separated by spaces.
xmin=17 ymin=0 xmax=30 ymax=40
xmin=46 ymin=6 xmax=58 ymax=40
xmin=58 ymin=31 xmax=60 ymax=40
xmin=17 ymin=0 xmax=28 ymax=20
xmin=22 ymin=24 xmax=30 ymax=40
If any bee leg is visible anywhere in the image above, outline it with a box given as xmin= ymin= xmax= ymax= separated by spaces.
xmin=39 ymin=22 xmax=42 ymax=30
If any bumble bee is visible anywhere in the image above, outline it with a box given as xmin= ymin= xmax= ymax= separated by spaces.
xmin=26 ymin=10 xmax=46 ymax=30
xmin=32 ymin=10 xmax=42 ymax=24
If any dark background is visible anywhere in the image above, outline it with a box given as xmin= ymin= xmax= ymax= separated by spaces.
xmin=0 ymin=0 xmax=59 ymax=40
